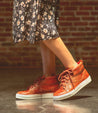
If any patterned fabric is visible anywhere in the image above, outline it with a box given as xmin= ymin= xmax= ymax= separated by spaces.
xmin=12 ymin=0 xmax=60 ymax=44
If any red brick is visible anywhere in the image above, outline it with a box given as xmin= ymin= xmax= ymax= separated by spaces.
xmin=0 ymin=18 xmax=4 ymax=21
xmin=61 ymin=12 xmax=74 ymax=16
xmin=89 ymin=22 xmax=98 ymax=26
xmin=9 ymin=47 xmax=22 ymax=52
xmin=0 ymin=12 xmax=12 ymax=16
xmin=76 ymin=12 xmax=90 ymax=16
xmin=0 ymin=38 xmax=7 ymax=41
xmin=60 ymin=22 xmax=72 ymax=26
xmin=64 ymin=7 xmax=77 ymax=10
xmin=75 ymin=42 xmax=90 ymax=46
xmin=0 ymin=47 xmax=7 ymax=51
xmin=70 ymin=27 xmax=77 ymax=31
xmin=72 ymin=32 xmax=86 ymax=36
xmin=65 ymin=17 xmax=80 ymax=21
xmin=91 ymin=12 xmax=98 ymax=15
xmin=82 ymin=17 xmax=96 ymax=21
xmin=0 ymin=33 xmax=11 ymax=36
xmin=0 ymin=3 xmax=10 ymax=7
xmin=65 ymin=42 xmax=74 ymax=46
xmin=0 ymin=52 xmax=14 ymax=57
xmin=90 ymin=52 xmax=98 ymax=55
xmin=79 ymin=6 xmax=93 ymax=10
xmin=7 ymin=57 xmax=22 ymax=61
xmin=83 ymin=47 xmax=97 ymax=51
xmin=74 ymin=22 xmax=88 ymax=26
xmin=83 ymin=57 xmax=97 ymax=61
xmin=78 ymin=27 xmax=91 ymax=31
xmin=91 ymin=42 xmax=98 ymax=45
xmin=93 ymin=27 xmax=98 ymax=31
xmin=60 ymin=2 xmax=69 ymax=6
xmin=60 ymin=32 xmax=70 ymax=36
xmin=87 ymin=32 xmax=98 ymax=36
xmin=70 ymin=2 xmax=85 ymax=6
xmin=86 ymin=1 xmax=98 ymax=5
xmin=95 ymin=7 xmax=98 ymax=10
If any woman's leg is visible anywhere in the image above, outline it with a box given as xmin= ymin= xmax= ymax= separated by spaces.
xmin=16 ymin=42 xmax=59 ymax=100
xmin=42 ymin=37 xmax=91 ymax=100
xmin=40 ymin=42 xmax=56 ymax=77
xmin=43 ymin=37 xmax=78 ymax=70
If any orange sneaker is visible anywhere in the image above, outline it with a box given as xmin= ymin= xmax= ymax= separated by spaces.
xmin=16 ymin=75 xmax=59 ymax=99
xmin=53 ymin=60 xmax=92 ymax=100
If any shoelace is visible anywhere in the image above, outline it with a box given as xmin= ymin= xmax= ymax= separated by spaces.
xmin=58 ymin=69 xmax=73 ymax=88
xmin=28 ymin=76 xmax=45 ymax=89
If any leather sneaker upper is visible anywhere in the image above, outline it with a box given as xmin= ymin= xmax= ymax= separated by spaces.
xmin=54 ymin=60 xmax=90 ymax=96
xmin=17 ymin=75 xmax=59 ymax=95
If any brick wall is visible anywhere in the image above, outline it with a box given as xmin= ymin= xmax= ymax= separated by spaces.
xmin=0 ymin=0 xmax=98 ymax=68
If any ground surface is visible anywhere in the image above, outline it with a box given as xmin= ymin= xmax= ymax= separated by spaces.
xmin=0 ymin=67 xmax=98 ymax=113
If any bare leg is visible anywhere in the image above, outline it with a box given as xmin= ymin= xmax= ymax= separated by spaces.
xmin=40 ymin=42 xmax=56 ymax=77
xmin=43 ymin=37 xmax=78 ymax=70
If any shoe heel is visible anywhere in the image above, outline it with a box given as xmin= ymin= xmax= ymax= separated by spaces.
xmin=74 ymin=75 xmax=92 ymax=94
xmin=86 ymin=75 xmax=92 ymax=85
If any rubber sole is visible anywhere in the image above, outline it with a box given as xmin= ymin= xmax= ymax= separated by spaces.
xmin=42 ymin=93 xmax=53 ymax=99
xmin=53 ymin=76 xmax=92 ymax=100
xmin=16 ymin=93 xmax=53 ymax=100
xmin=16 ymin=94 xmax=41 ymax=100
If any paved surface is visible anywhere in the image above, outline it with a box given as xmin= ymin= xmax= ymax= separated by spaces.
xmin=0 ymin=67 xmax=98 ymax=113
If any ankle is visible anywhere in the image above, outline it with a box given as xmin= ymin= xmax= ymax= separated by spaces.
xmin=72 ymin=63 xmax=78 ymax=70
xmin=67 ymin=63 xmax=78 ymax=70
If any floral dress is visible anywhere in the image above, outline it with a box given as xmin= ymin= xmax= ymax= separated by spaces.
xmin=12 ymin=0 xmax=60 ymax=44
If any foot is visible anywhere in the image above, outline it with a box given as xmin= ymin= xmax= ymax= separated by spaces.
xmin=53 ymin=60 xmax=92 ymax=100
xmin=16 ymin=75 xmax=59 ymax=99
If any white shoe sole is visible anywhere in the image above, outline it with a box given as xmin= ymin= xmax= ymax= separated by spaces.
xmin=16 ymin=93 xmax=53 ymax=100
xmin=16 ymin=94 xmax=42 ymax=100
xmin=53 ymin=76 xmax=92 ymax=100
xmin=42 ymin=93 xmax=53 ymax=99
